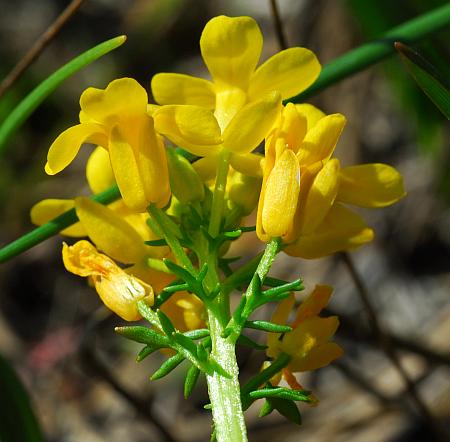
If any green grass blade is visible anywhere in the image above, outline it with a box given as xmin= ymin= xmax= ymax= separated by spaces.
xmin=395 ymin=42 xmax=450 ymax=119
xmin=288 ymin=3 xmax=450 ymax=103
xmin=0 ymin=354 xmax=45 ymax=442
xmin=0 ymin=35 xmax=126 ymax=154
xmin=0 ymin=184 xmax=120 ymax=263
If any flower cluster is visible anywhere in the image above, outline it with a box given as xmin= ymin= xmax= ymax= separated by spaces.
xmin=32 ymin=14 xmax=406 ymax=431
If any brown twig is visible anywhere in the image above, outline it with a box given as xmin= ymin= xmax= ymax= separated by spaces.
xmin=340 ymin=251 xmax=447 ymax=441
xmin=0 ymin=0 xmax=85 ymax=99
xmin=269 ymin=0 xmax=288 ymax=50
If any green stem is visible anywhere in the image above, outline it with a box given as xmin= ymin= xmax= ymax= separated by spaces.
xmin=197 ymin=238 xmax=247 ymax=442
xmin=288 ymin=3 xmax=450 ymax=102
xmin=227 ymin=237 xmax=282 ymax=343
xmin=208 ymin=149 xmax=231 ymax=238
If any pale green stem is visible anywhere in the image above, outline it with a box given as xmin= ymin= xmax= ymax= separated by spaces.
xmin=208 ymin=149 xmax=231 ymax=238
xmin=197 ymin=238 xmax=247 ymax=442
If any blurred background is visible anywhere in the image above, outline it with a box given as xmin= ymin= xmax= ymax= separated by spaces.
xmin=0 ymin=0 xmax=449 ymax=441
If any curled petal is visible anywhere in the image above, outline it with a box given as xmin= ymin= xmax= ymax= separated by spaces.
xmin=62 ymin=241 xmax=153 ymax=321
xmin=30 ymin=199 xmax=86 ymax=237
xmin=222 ymin=92 xmax=282 ymax=154
xmin=153 ymin=105 xmax=222 ymax=157
xmin=300 ymin=158 xmax=340 ymax=235
xmin=86 ymin=146 xmax=115 ymax=194
xmin=285 ymin=203 xmax=374 ymax=259
xmin=151 ymin=73 xmax=216 ymax=108
xmin=75 ymin=196 xmax=147 ymax=264
xmin=337 ymin=163 xmax=406 ymax=208
xmin=192 ymin=155 xmax=218 ymax=182
xmin=261 ymin=149 xmax=300 ymax=238
xmin=229 ymin=152 xmax=264 ymax=178
xmin=200 ymin=15 xmax=263 ymax=90
xmin=80 ymin=78 xmax=148 ymax=126
xmin=289 ymin=342 xmax=343 ymax=372
xmin=249 ymin=47 xmax=321 ymax=101
xmin=45 ymin=123 xmax=107 ymax=175
xmin=295 ymin=104 xmax=325 ymax=130
xmin=297 ymin=113 xmax=346 ymax=166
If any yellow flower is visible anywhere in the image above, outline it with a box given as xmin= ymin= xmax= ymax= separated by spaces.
xmin=45 ymin=78 xmax=221 ymax=211
xmin=151 ymin=15 xmax=320 ymax=160
xmin=63 ymin=240 xmax=153 ymax=321
xmin=257 ymin=103 xmax=406 ymax=257
xmin=266 ymin=285 xmax=343 ymax=381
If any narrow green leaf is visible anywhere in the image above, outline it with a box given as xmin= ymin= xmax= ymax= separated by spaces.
xmin=196 ymin=342 xmax=209 ymax=362
xmin=0 ymin=36 xmax=126 ymax=154
xmin=157 ymin=310 xmax=176 ymax=336
xmin=0 ymin=354 xmax=44 ymax=442
xmin=151 ymin=353 xmax=185 ymax=380
xmin=172 ymin=332 xmax=198 ymax=355
xmin=271 ymin=398 xmax=302 ymax=426
xmin=244 ymin=320 xmax=292 ymax=333
xmin=288 ymin=3 xmax=450 ymax=102
xmin=237 ymin=334 xmax=267 ymax=351
xmin=258 ymin=399 xmax=275 ymax=418
xmin=144 ymin=239 xmax=168 ymax=247
xmin=395 ymin=42 xmax=450 ymax=119
xmin=136 ymin=345 xmax=160 ymax=362
xmin=263 ymin=278 xmax=304 ymax=297
xmin=183 ymin=329 xmax=210 ymax=340
xmin=184 ymin=365 xmax=201 ymax=398
xmin=0 ymin=184 xmax=120 ymax=263
xmin=115 ymin=326 xmax=170 ymax=347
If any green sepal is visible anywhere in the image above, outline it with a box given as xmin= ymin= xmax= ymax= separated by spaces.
xmin=244 ymin=320 xmax=292 ymax=334
xmin=172 ymin=332 xmax=198 ymax=356
xmin=270 ymin=397 xmax=302 ymax=425
xmin=157 ymin=310 xmax=176 ymax=336
xmin=237 ymin=334 xmax=267 ymax=351
xmin=150 ymin=353 xmax=185 ymax=380
xmin=184 ymin=365 xmax=201 ymax=398
xmin=144 ymin=239 xmax=168 ymax=247
xmin=114 ymin=326 xmax=170 ymax=347
xmin=258 ymin=399 xmax=275 ymax=418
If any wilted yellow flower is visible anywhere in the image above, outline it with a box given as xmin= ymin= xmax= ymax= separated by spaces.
xmin=257 ymin=103 xmax=406 ymax=258
xmin=63 ymin=240 xmax=153 ymax=321
xmin=151 ymin=15 xmax=320 ymax=161
xmin=267 ymin=285 xmax=343 ymax=380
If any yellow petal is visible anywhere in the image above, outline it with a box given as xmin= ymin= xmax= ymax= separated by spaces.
xmin=135 ymin=116 xmax=171 ymax=208
xmin=292 ymin=285 xmax=333 ymax=327
xmin=86 ymin=146 xmax=115 ymax=194
xmin=285 ymin=203 xmax=374 ymax=259
xmin=62 ymin=241 xmax=153 ymax=321
xmin=200 ymin=15 xmax=263 ymax=90
xmin=153 ymin=105 xmax=222 ymax=157
xmin=337 ymin=163 xmax=406 ymax=208
xmin=297 ymin=113 xmax=346 ymax=166
xmin=249 ymin=47 xmax=321 ymax=101
xmin=261 ymin=149 xmax=300 ymax=238
xmin=289 ymin=342 xmax=343 ymax=372
xmin=267 ymin=293 xmax=296 ymax=358
xmin=229 ymin=152 xmax=264 ymax=178
xmin=282 ymin=316 xmax=339 ymax=356
xmin=192 ymin=155 xmax=218 ymax=181
xmin=299 ymin=158 xmax=340 ymax=235
xmin=295 ymin=104 xmax=325 ymax=131
xmin=75 ymin=196 xmax=147 ymax=264
xmin=80 ymin=78 xmax=148 ymax=126
xmin=45 ymin=123 xmax=107 ymax=175
xmin=222 ymin=92 xmax=282 ymax=154
xmin=278 ymin=103 xmax=307 ymax=153
xmin=30 ymin=199 xmax=86 ymax=237
xmin=151 ymin=73 xmax=216 ymax=108
xmin=176 ymin=294 xmax=205 ymax=331
xmin=108 ymin=125 xmax=148 ymax=211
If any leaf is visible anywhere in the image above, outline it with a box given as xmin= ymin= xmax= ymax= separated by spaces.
xmin=172 ymin=332 xmax=198 ymax=356
xmin=237 ymin=334 xmax=267 ymax=351
xmin=151 ymin=353 xmax=185 ymax=380
xmin=271 ymin=398 xmax=302 ymax=425
xmin=0 ymin=36 xmax=126 ymax=154
xmin=244 ymin=320 xmax=292 ymax=333
xmin=184 ymin=365 xmax=201 ymax=398
xmin=136 ymin=345 xmax=160 ymax=362
xmin=157 ymin=310 xmax=176 ymax=336
xmin=258 ymin=399 xmax=274 ymax=418
xmin=0 ymin=354 xmax=45 ymax=442
xmin=395 ymin=42 xmax=450 ymax=119
xmin=115 ymin=326 xmax=170 ymax=347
